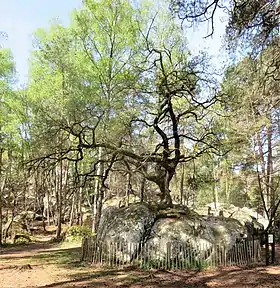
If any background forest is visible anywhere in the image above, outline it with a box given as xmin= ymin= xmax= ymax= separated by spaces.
xmin=0 ymin=0 xmax=279 ymax=244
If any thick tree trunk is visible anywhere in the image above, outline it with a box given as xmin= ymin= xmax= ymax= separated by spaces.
xmin=158 ymin=171 xmax=173 ymax=207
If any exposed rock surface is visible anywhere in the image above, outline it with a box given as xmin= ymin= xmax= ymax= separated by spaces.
xmin=96 ymin=203 xmax=252 ymax=261
xmin=97 ymin=202 xmax=156 ymax=243
xmin=196 ymin=204 xmax=268 ymax=231
xmin=2 ymin=211 xmax=35 ymax=241
xmin=82 ymin=212 xmax=93 ymax=228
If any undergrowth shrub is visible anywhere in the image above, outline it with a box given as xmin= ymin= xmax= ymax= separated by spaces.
xmin=14 ymin=235 xmax=31 ymax=245
xmin=139 ymin=259 xmax=209 ymax=271
xmin=66 ymin=225 xmax=94 ymax=240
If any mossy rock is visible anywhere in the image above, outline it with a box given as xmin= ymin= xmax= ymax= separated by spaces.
xmin=97 ymin=203 xmax=156 ymax=243
xmin=13 ymin=234 xmax=32 ymax=244
xmin=95 ymin=203 xmax=249 ymax=264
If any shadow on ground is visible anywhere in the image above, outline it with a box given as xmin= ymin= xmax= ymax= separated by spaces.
xmin=0 ymin=246 xmax=81 ymax=267
xmin=2 ymin=242 xmax=280 ymax=288
xmin=0 ymin=242 xmax=56 ymax=256
xmin=35 ymin=266 xmax=280 ymax=288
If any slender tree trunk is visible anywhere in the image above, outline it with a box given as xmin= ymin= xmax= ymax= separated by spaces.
xmin=266 ymin=124 xmax=274 ymax=221
xmin=126 ymin=173 xmax=131 ymax=206
xmin=46 ymin=190 xmax=50 ymax=226
xmin=180 ymin=165 xmax=185 ymax=205
xmin=56 ymin=161 xmax=62 ymax=239
xmin=69 ymin=191 xmax=75 ymax=227
xmin=0 ymin=148 xmax=3 ymax=245
xmin=61 ymin=162 xmax=69 ymax=224
xmin=78 ymin=187 xmax=82 ymax=225
xmin=92 ymin=147 xmax=104 ymax=233
xmin=140 ymin=176 xmax=146 ymax=202
xmin=41 ymin=204 xmax=46 ymax=232
xmin=95 ymin=186 xmax=104 ymax=233
xmin=34 ymin=172 xmax=38 ymax=220
xmin=225 ymin=164 xmax=232 ymax=203
xmin=213 ymin=164 xmax=218 ymax=210
xmin=0 ymin=189 xmax=2 ymax=246
xmin=4 ymin=196 xmax=15 ymax=243
xmin=256 ymin=131 xmax=269 ymax=213
xmin=92 ymin=183 xmax=98 ymax=232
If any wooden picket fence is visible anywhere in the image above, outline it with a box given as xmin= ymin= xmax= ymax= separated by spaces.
xmin=81 ymin=236 xmax=262 ymax=270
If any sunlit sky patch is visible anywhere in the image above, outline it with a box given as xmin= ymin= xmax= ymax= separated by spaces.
xmin=0 ymin=0 xmax=228 ymax=86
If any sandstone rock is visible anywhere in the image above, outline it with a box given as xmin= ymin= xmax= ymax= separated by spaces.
xmin=144 ymin=213 xmax=244 ymax=261
xmin=198 ymin=204 xmax=267 ymax=232
xmin=97 ymin=203 xmax=156 ymax=243
xmin=82 ymin=212 xmax=93 ymax=228
xmin=206 ymin=216 xmax=244 ymax=248
xmin=96 ymin=203 xmax=247 ymax=263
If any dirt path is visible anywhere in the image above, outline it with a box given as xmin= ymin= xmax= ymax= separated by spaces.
xmin=1 ymin=242 xmax=280 ymax=288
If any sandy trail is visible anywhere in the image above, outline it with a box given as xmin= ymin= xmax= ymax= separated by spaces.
xmin=1 ymin=241 xmax=280 ymax=288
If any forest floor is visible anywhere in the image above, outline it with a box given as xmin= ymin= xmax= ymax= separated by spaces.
xmin=1 ymin=232 xmax=280 ymax=288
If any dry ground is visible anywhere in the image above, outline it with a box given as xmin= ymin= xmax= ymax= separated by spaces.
xmin=1 ymin=237 xmax=280 ymax=288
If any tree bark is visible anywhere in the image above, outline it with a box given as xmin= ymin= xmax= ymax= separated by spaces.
xmin=92 ymin=147 xmax=104 ymax=233
xmin=157 ymin=170 xmax=173 ymax=207
xmin=180 ymin=164 xmax=185 ymax=205
xmin=55 ymin=161 xmax=62 ymax=239
xmin=256 ymin=131 xmax=269 ymax=214
xmin=140 ymin=176 xmax=146 ymax=202
xmin=213 ymin=163 xmax=219 ymax=210
xmin=69 ymin=190 xmax=75 ymax=227
xmin=77 ymin=187 xmax=82 ymax=225
xmin=0 ymin=189 xmax=2 ymax=246
xmin=126 ymin=173 xmax=131 ymax=206
xmin=0 ymin=148 xmax=3 ymax=245
xmin=266 ymin=124 xmax=274 ymax=220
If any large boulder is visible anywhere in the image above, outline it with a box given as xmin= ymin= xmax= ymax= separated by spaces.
xmin=12 ymin=211 xmax=35 ymax=232
xmin=206 ymin=216 xmax=244 ymax=247
xmin=238 ymin=207 xmax=268 ymax=229
xmin=197 ymin=204 xmax=267 ymax=232
xmin=95 ymin=203 xmax=246 ymax=264
xmin=224 ymin=207 xmax=267 ymax=237
xmin=145 ymin=216 xmax=211 ymax=261
xmin=3 ymin=211 xmax=35 ymax=241
xmin=82 ymin=212 xmax=93 ymax=228
xmin=97 ymin=202 xmax=156 ymax=243
xmin=145 ymin=211 xmax=244 ymax=261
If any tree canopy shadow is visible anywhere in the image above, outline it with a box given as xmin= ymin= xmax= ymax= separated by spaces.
xmin=36 ymin=266 xmax=280 ymax=288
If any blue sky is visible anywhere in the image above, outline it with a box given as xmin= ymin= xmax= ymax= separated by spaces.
xmin=0 ymin=0 xmax=227 ymax=86
xmin=0 ymin=0 xmax=82 ymax=85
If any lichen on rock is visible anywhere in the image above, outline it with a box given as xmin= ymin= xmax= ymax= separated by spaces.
xmin=95 ymin=202 xmax=254 ymax=263
xmin=97 ymin=202 xmax=156 ymax=244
